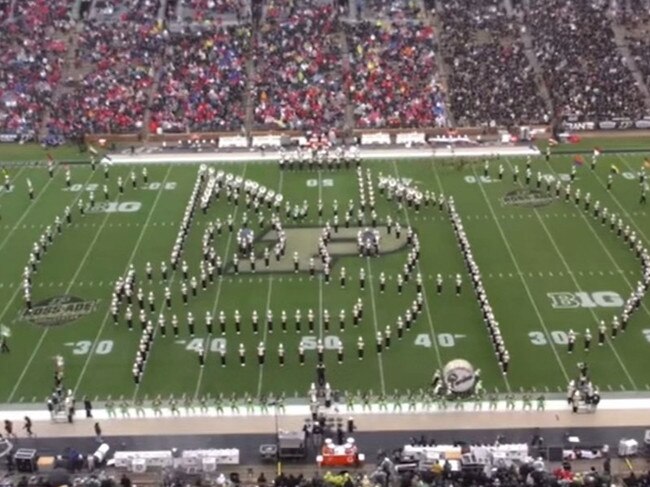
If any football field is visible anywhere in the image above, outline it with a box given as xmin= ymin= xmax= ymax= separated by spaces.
xmin=0 ymin=149 xmax=649 ymax=405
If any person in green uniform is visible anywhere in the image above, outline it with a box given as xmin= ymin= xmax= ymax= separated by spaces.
xmin=259 ymin=394 xmax=269 ymax=415
xmin=152 ymin=395 xmax=163 ymax=417
xmin=522 ymin=392 xmax=533 ymax=411
xmin=135 ymin=395 xmax=146 ymax=418
xmin=346 ymin=391 xmax=356 ymax=412
xmin=408 ymin=390 xmax=417 ymax=412
xmin=119 ymin=396 xmax=130 ymax=418
xmin=199 ymin=395 xmax=209 ymax=414
xmin=489 ymin=392 xmax=499 ymax=411
xmin=214 ymin=394 xmax=224 ymax=415
xmin=276 ymin=392 xmax=286 ymax=414
xmin=392 ymin=389 xmax=402 ymax=412
xmin=362 ymin=390 xmax=372 ymax=412
xmin=245 ymin=393 xmax=254 ymax=414
xmin=537 ymin=394 xmax=546 ymax=412
xmin=506 ymin=393 xmax=516 ymax=410
xmin=229 ymin=393 xmax=240 ymax=414
xmin=184 ymin=394 xmax=195 ymax=415
xmin=169 ymin=395 xmax=180 ymax=416
xmin=105 ymin=396 xmax=116 ymax=418
xmin=377 ymin=393 xmax=388 ymax=412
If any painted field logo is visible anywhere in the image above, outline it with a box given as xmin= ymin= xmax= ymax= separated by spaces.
xmin=19 ymin=295 xmax=99 ymax=327
xmin=503 ymin=189 xmax=554 ymax=208
xmin=443 ymin=359 xmax=476 ymax=394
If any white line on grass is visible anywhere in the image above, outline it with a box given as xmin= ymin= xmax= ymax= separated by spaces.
xmin=365 ymin=257 xmax=386 ymax=396
xmin=254 ymin=169 xmax=282 ymax=399
xmin=506 ymin=159 xmax=636 ymax=388
xmin=8 ymin=169 xmax=119 ymax=402
xmin=317 ymin=170 xmax=324 ymax=341
xmin=390 ymin=162 xmax=444 ymax=373
xmin=133 ymin=167 xmax=218 ymax=401
xmin=466 ymin=165 xmax=570 ymax=382
xmin=194 ymin=163 xmax=249 ymax=400
xmin=0 ymin=168 xmax=56 ymax=254
xmin=427 ymin=161 xmax=511 ymax=392
xmin=74 ymin=165 xmax=174 ymax=395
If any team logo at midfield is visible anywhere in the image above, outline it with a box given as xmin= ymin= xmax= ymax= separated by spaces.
xmin=18 ymin=295 xmax=99 ymax=327
xmin=502 ymin=189 xmax=554 ymax=208
xmin=443 ymin=359 xmax=476 ymax=394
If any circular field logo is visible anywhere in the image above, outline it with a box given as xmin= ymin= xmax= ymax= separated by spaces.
xmin=503 ymin=189 xmax=555 ymax=208
xmin=443 ymin=359 xmax=476 ymax=394
xmin=18 ymin=295 xmax=99 ymax=327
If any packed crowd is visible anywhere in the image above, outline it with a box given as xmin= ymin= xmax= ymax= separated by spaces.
xmin=439 ymin=0 xmax=547 ymax=127
xmin=5 ymin=0 xmax=650 ymax=139
xmin=346 ymin=20 xmax=446 ymax=128
xmin=0 ymin=0 xmax=72 ymax=139
xmin=49 ymin=21 xmax=165 ymax=137
xmin=149 ymin=26 xmax=250 ymax=133
xmin=527 ymin=0 xmax=647 ymax=121
xmin=253 ymin=4 xmax=347 ymax=130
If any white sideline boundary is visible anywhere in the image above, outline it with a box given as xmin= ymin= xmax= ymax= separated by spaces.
xmin=106 ymin=145 xmax=540 ymax=165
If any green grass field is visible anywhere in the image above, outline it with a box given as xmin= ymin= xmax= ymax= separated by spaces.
xmin=0 ymin=148 xmax=649 ymax=405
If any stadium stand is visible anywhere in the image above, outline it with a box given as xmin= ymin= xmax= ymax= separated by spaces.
xmin=49 ymin=21 xmax=164 ymax=138
xmin=438 ymin=0 xmax=548 ymax=127
xmin=526 ymin=0 xmax=647 ymax=121
xmin=2 ymin=0 xmax=650 ymax=141
xmin=0 ymin=0 xmax=72 ymax=141
xmin=345 ymin=20 xmax=446 ymax=128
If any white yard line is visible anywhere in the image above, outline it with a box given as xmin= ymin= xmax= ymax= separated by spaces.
xmin=254 ymin=274 xmax=275 ymax=399
xmin=73 ymin=165 xmax=174 ymax=395
xmin=365 ymin=257 xmax=386 ymax=396
xmin=528 ymin=204 xmax=637 ymax=388
xmin=504 ymin=158 xmax=636 ymax=388
xmin=427 ymin=161 xmax=512 ymax=392
xmin=134 ymin=169 xmax=212 ymax=401
xmin=317 ymin=170 xmax=324 ymax=341
xmin=466 ymin=165 xmax=570 ymax=382
xmin=391 ymin=162 xmax=443 ymax=370
xmin=540 ymin=160 xmax=647 ymax=387
xmin=0 ymin=167 xmax=56 ymax=253
xmin=8 ymin=170 xmax=119 ymax=402
xmin=194 ymin=163 xmax=249 ymax=400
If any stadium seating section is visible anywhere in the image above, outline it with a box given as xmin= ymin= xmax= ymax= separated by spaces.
xmin=1 ymin=0 xmax=649 ymax=140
